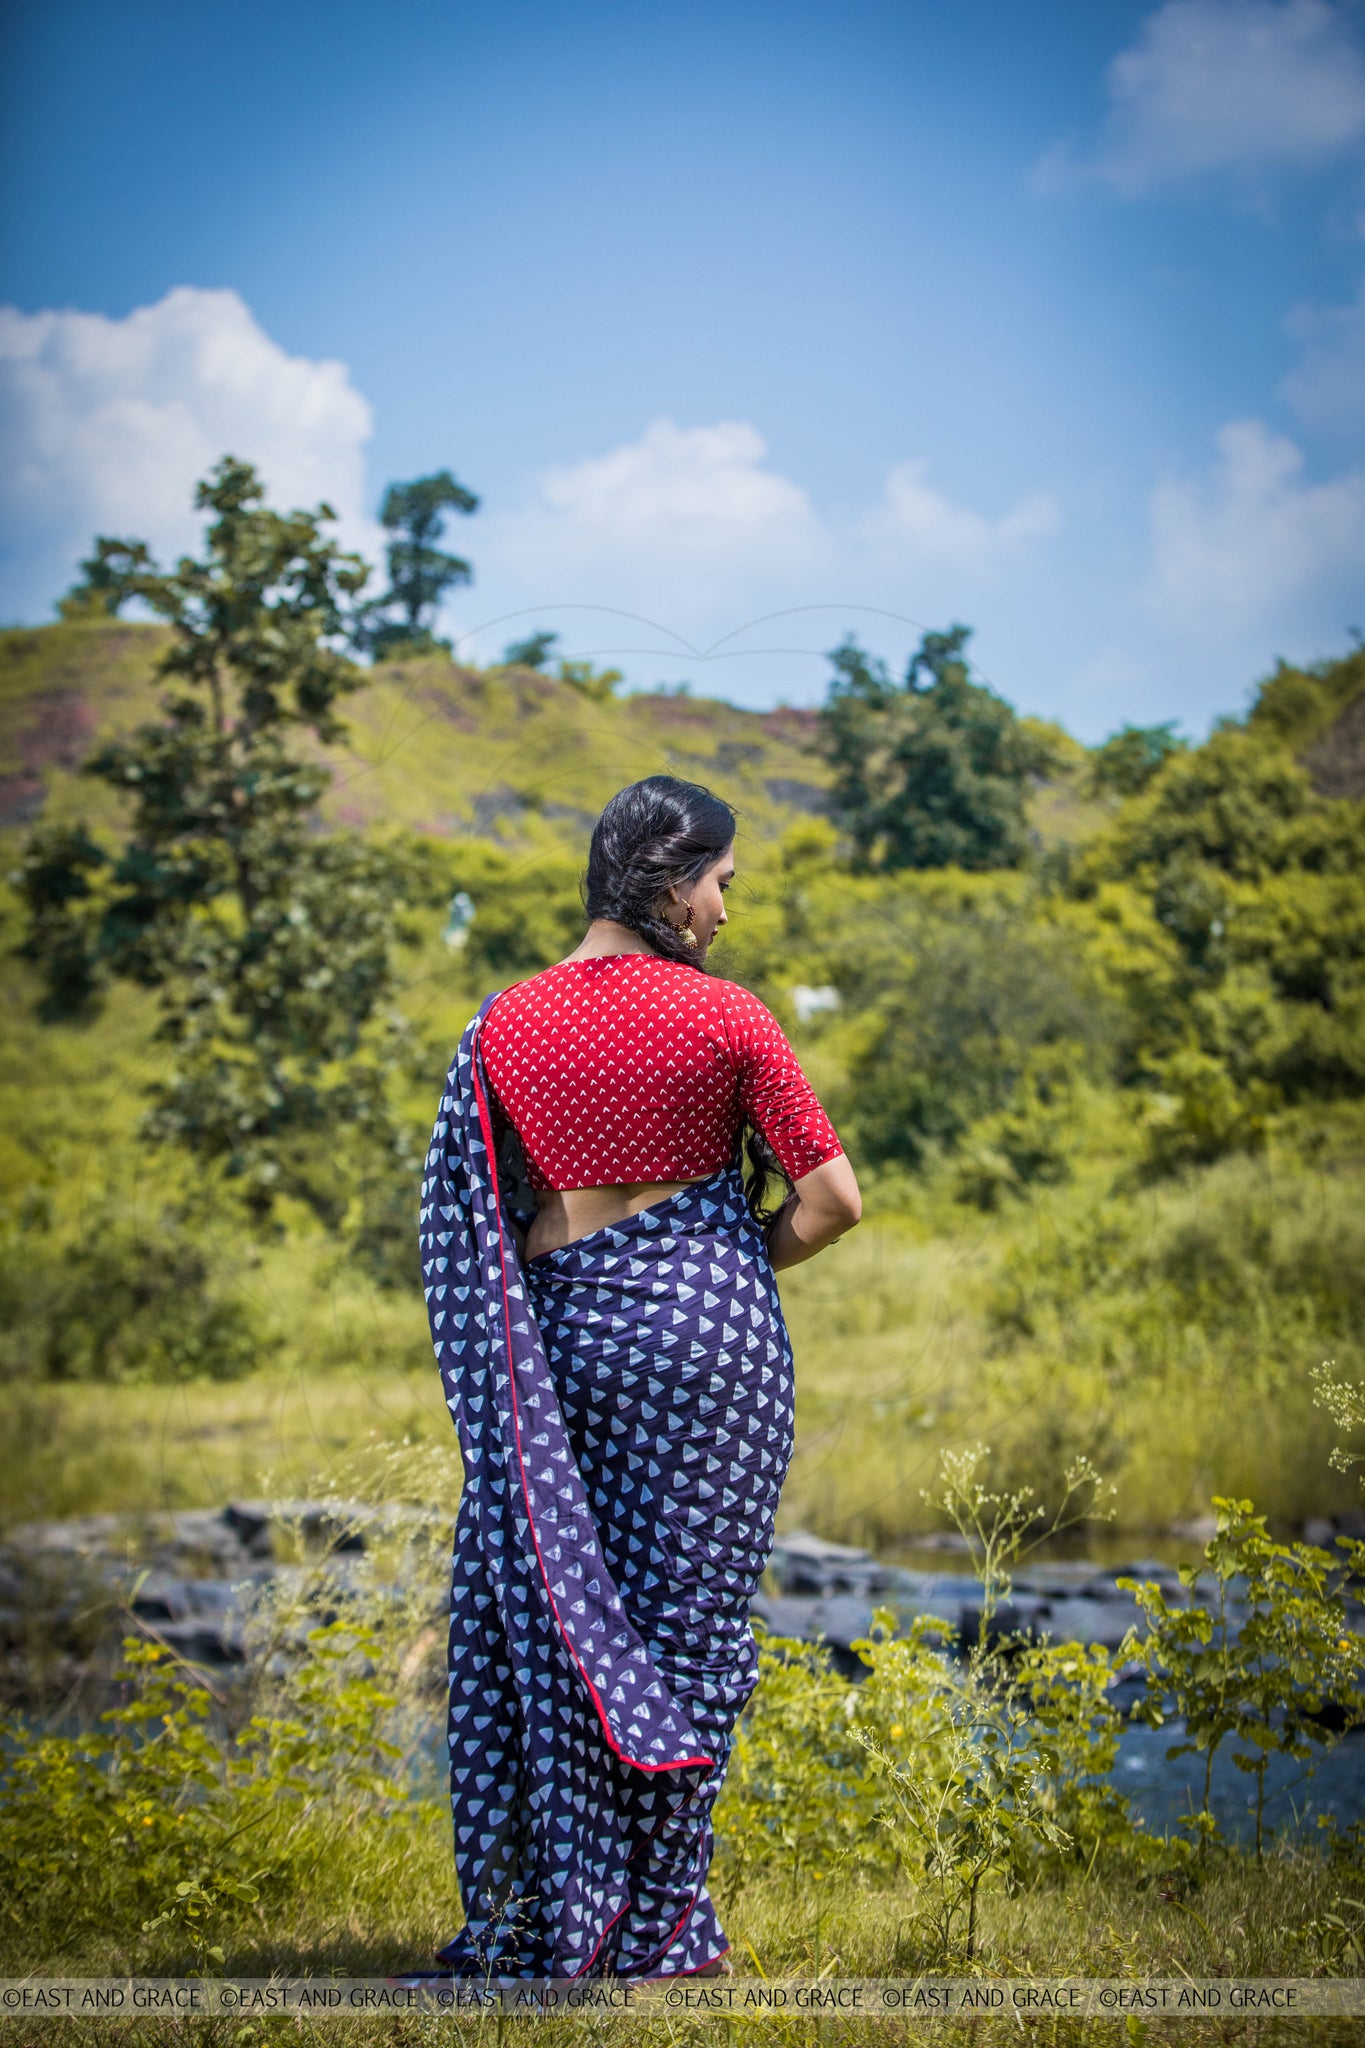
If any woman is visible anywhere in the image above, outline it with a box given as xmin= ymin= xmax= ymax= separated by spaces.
xmin=419 ymin=775 xmax=860 ymax=1980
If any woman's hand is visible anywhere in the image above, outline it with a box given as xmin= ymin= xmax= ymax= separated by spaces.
xmin=764 ymin=1153 xmax=862 ymax=1271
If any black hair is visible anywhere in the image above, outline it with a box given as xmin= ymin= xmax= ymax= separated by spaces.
xmin=583 ymin=774 xmax=792 ymax=1228
xmin=583 ymin=775 xmax=736 ymax=967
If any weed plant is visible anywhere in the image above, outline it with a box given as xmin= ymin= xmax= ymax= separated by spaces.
xmin=4 ymin=1445 xmax=1362 ymax=2048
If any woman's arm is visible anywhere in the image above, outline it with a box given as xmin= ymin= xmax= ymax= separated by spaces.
xmin=764 ymin=1152 xmax=862 ymax=1272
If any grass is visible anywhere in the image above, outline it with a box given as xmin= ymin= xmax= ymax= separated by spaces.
xmin=7 ymin=1838 xmax=1360 ymax=2045
xmin=3 ymin=1105 xmax=1359 ymax=1540
xmin=1 ymin=1370 xmax=452 ymax=1531
xmin=776 ymin=1111 xmax=1363 ymax=1550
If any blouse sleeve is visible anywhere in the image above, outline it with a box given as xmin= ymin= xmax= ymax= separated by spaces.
xmin=720 ymin=983 xmax=844 ymax=1182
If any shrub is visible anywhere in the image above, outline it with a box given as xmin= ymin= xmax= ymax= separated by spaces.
xmin=1120 ymin=1499 xmax=1365 ymax=1859
xmin=0 ymin=1212 xmax=264 ymax=1383
xmin=842 ymin=911 xmax=1111 ymax=1170
xmin=1136 ymin=1047 xmax=1273 ymax=1176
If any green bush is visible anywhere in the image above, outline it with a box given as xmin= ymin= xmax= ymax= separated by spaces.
xmin=439 ymin=841 xmax=583 ymax=977
xmin=841 ymin=909 xmax=1112 ymax=1169
xmin=0 ymin=1211 xmax=265 ymax=1383
xmin=1121 ymin=1499 xmax=1365 ymax=1859
xmin=0 ymin=1625 xmax=410 ymax=1967
xmin=1136 ymin=1046 xmax=1273 ymax=1176
xmin=817 ymin=627 xmax=1050 ymax=873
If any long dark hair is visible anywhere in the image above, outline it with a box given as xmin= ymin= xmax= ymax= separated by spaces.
xmin=584 ymin=774 xmax=734 ymax=966
xmin=583 ymin=775 xmax=792 ymax=1227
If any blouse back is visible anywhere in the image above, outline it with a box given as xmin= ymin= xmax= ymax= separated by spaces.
xmin=479 ymin=955 xmax=842 ymax=1192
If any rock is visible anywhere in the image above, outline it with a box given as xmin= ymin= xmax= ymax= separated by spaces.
xmin=909 ymin=1531 xmax=975 ymax=1556
xmin=752 ymin=1593 xmax=877 ymax=1678
xmin=1304 ymin=1513 xmax=1365 ymax=1550
xmin=769 ymin=1529 xmax=892 ymax=1597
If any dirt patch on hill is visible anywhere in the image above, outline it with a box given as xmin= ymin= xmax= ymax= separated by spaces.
xmin=0 ymin=689 xmax=99 ymax=823
xmin=20 ymin=690 xmax=97 ymax=769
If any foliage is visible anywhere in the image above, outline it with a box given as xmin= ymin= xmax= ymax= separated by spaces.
xmin=436 ymin=841 xmax=585 ymax=977
xmin=500 ymin=630 xmax=559 ymax=669
xmin=0 ymin=1204 xmax=264 ymax=1383
xmin=1100 ymin=728 xmax=1316 ymax=884
xmin=3 ymin=1429 xmax=1362 ymax=1991
xmin=354 ymin=469 xmax=479 ymax=657
xmin=15 ymin=459 xmax=437 ymax=1232
xmin=556 ymin=656 xmax=624 ymax=701
xmin=0 ymin=1624 xmax=407 ymax=1965
xmin=860 ymin=1653 xmax=1068 ymax=1962
xmin=716 ymin=1631 xmax=879 ymax=1891
xmin=57 ymin=536 xmax=156 ymax=619
xmin=1312 ymin=1360 xmax=1365 ymax=1493
xmin=951 ymin=1058 xmax=1075 ymax=1209
xmin=817 ymin=626 xmax=1050 ymax=872
xmin=1066 ymin=670 xmax=1365 ymax=1169
xmin=1247 ymin=641 xmax=1365 ymax=750
xmin=840 ymin=905 xmax=1111 ymax=1169
xmin=718 ymin=1615 xmax=1096 ymax=1961
xmin=1088 ymin=721 xmax=1187 ymax=797
xmin=719 ymin=1453 xmax=1135 ymax=1964
xmin=1120 ymin=1499 xmax=1365 ymax=1859
xmin=0 ymin=1444 xmax=456 ymax=1973
xmin=1135 ymin=1045 xmax=1273 ymax=1176
xmin=926 ymin=1443 xmax=1115 ymax=1644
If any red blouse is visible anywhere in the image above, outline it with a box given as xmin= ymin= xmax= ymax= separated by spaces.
xmin=479 ymin=955 xmax=843 ymax=1192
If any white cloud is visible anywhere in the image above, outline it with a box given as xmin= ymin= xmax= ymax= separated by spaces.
xmin=484 ymin=418 xmax=825 ymax=626
xmin=1037 ymin=0 xmax=1365 ymax=196
xmin=0 ymin=287 xmax=378 ymax=612
xmin=1283 ymin=275 xmax=1365 ymax=430
xmin=474 ymin=418 xmax=1060 ymax=663
xmin=860 ymin=461 xmax=1061 ymax=572
xmin=1148 ymin=417 xmax=1365 ymax=623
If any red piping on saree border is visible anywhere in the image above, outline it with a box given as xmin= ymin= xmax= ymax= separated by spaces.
xmin=469 ymin=1031 xmax=711 ymax=1780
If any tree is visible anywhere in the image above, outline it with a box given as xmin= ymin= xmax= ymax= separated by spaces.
xmin=17 ymin=456 xmax=433 ymax=1248
xmin=501 ymin=630 xmax=559 ymax=670
xmin=817 ymin=627 xmax=1046 ymax=871
xmin=1088 ymin=722 xmax=1186 ymax=798
xmin=57 ymin=537 xmax=155 ymax=618
xmin=356 ymin=468 xmax=479 ymax=656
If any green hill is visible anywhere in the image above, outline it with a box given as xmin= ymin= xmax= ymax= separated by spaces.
xmin=0 ymin=620 xmax=833 ymax=852
xmin=2 ymin=620 xmax=1126 ymax=861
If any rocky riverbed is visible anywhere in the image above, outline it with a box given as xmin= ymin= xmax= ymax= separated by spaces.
xmin=4 ymin=1502 xmax=1362 ymax=1840
xmin=4 ymin=1502 xmax=1360 ymax=1694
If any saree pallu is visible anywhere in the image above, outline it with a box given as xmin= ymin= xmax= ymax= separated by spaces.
xmin=419 ymin=996 xmax=795 ymax=1978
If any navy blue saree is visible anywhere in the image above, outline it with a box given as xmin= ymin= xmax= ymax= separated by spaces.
xmin=419 ymin=994 xmax=795 ymax=1977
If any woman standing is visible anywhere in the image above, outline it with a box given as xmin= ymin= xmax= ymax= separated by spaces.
xmin=419 ymin=776 xmax=860 ymax=1979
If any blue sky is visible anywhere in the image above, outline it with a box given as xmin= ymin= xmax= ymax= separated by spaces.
xmin=3 ymin=0 xmax=1364 ymax=736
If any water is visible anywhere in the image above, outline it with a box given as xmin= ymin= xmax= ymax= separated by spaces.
xmin=1115 ymin=1721 xmax=1365 ymax=1839
xmin=760 ymin=1527 xmax=1365 ymax=1846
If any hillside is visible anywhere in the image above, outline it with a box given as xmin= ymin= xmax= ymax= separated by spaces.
xmin=1 ymin=620 xmax=1114 ymax=860
xmin=0 ymin=621 xmax=832 ymax=855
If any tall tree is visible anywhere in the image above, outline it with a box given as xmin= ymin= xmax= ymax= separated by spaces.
xmin=818 ymin=626 xmax=1047 ymax=871
xmin=18 ymin=456 xmax=432 ymax=1247
xmin=357 ymin=469 xmax=479 ymax=656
